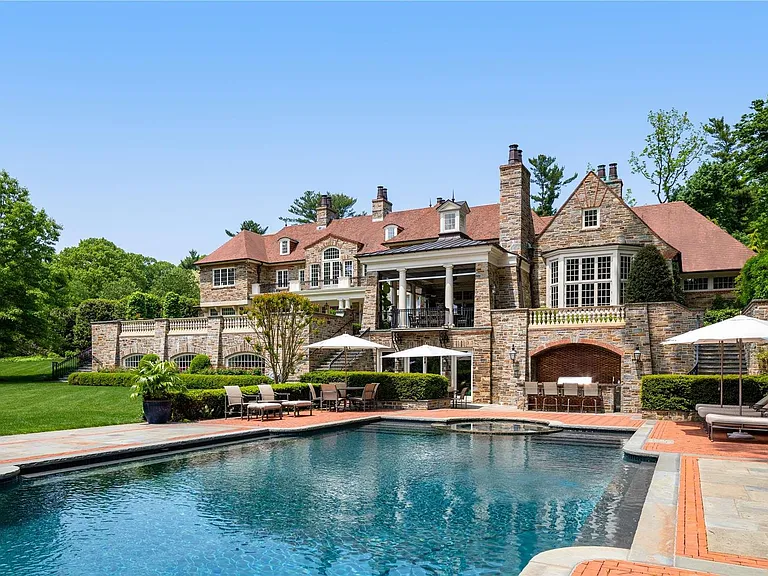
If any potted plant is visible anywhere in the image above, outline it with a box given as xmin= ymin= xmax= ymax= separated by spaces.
xmin=130 ymin=359 xmax=185 ymax=424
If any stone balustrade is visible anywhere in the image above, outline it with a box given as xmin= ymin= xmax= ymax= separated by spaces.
xmin=119 ymin=320 xmax=155 ymax=334
xmin=528 ymin=306 xmax=626 ymax=327
xmin=168 ymin=318 xmax=208 ymax=333
xmin=222 ymin=315 xmax=253 ymax=332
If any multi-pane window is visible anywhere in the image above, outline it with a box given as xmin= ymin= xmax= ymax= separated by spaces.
xmin=226 ymin=353 xmax=265 ymax=372
xmin=123 ymin=354 xmax=143 ymax=369
xmin=310 ymin=264 xmax=320 ymax=288
xmin=323 ymin=247 xmax=341 ymax=284
xmin=279 ymin=239 xmax=290 ymax=255
xmin=549 ymin=261 xmax=559 ymax=308
xmin=684 ymin=277 xmax=709 ymax=291
xmin=583 ymin=208 xmax=599 ymax=229
xmin=385 ymin=226 xmax=398 ymax=241
xmin=213 ymin=267 xmax=235 ymax=287
xmin=276 ymin=269 xmax=289 ymax=288
xmin=209 ymin=308 xmax=219 ymax=317
xmin=442 ymin=212 xmax=457 ymax=232
xmin=620 ymin=255 xmax=633 ymax=304
xmin=221 ymin=307 xmax=236 ymax=316
xmin=344 ymin=260 xmax=353 ymax=278
xmin=299 ymin=269 xmax=305 ymax=285
xmin=563 ymin=255 xmax=613 ymax=307
xmin=713 ymin=276 xmax=735 ymax=290
xmin=172 ymin=354 xmax=196 ymax=372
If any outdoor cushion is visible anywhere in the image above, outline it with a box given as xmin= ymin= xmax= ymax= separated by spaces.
xmin=247 ymin=402 xmax=281 ymax=409
xmin=281 ymin=400 xmax=311 ymax=407
xmin=705 ymin=413 xmax=768 ymax=426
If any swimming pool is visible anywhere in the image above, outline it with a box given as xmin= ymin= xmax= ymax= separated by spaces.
xmin=0 ymin=423 xmax=653 ymax=575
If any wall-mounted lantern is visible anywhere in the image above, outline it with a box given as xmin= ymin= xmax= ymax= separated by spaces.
xmin=633 ymin=347 xmax=642 ymax=363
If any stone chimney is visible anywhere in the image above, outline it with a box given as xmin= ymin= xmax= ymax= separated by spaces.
xmin=606 ymin=162 xmax=624 ymax=199
xmin=371 ymin=186 xmax=392 ymax=222
xmin=499 ymin=144 xmax=534 ymax=255
xmin=316 ymin=194 xmax=337 ymax=227
xmin=597 ymin=164 xmax=606 ymax=180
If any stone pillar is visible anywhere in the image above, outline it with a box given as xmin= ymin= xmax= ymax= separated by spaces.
xmin=154 ymin=319 xmax=169 ymax=361
xmin=445 ymin=264 xmax=454 ymax=326
xmin=92 ymin=321 xmax=121 ymax=369
xmin=361 ymin=272 xmax=378 ymax=330
xmin=398 ymin=268 xmax=408 ymax=327
xmin=207 ymin=316 xmax=224 ymax=367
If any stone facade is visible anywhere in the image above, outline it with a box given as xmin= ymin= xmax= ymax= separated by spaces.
xmin=303 ymin=236 xmax=362 ymax=280
xmin=498 ymin=146 xmax=534 ymax=256
xmin=683 ymin=289 xmax=738 ymax=311
xmin=199 ymin=261 xmax=259 ymax=306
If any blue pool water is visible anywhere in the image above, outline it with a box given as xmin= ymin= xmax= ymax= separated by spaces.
xmin=0 ymin=424 xmax=651 ymax=575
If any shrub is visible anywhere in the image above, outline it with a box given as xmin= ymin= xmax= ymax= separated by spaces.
xmin=162 ymin=292 xmax=198 ymax=319
xmin=757 ymin=347 xmax=768 ymax=374
xmin=69 ymin=371 xmax=273 ymax=390
xmin=170 ymin=383 xmax=310 ymax=421
xmin=124 ymin=291 xmax=162 ymax=320
xmin=736 ymin=252 xmax=768 ymax=306
xmin=188 ymin=354 xmax=211 ymax=373
xmin=198 ymin=367 xmax=263 ymax=376
xmin=130 ymin=359 xmax=184 ymax=401
xmin=138 ymin=353 xmax=160 ymax=369
xmin=625 ymin=245 xmax=679 ymax=304
xmin=703 ymin=295 xmax=740 ymax=326
xmin=641 ymin=374 xmax=768 ymax=411
xmin=300 ymin=370 xmax=448 ymax=401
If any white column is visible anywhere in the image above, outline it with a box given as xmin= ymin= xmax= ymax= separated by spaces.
xmin=398 ymin=268 xmax=408 ymax=327
xmin=445 ymin=264 xmax=454 ymax=327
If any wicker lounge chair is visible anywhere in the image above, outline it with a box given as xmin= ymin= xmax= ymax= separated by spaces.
xmin=524 ymin=382 xmax=541 ymax=410
xmin=541 ymin=382 xmax=559 ymax=411
xmin=224 ymin=385 xmax=260 ymax=419
xmin=349 ymin=383 xmax=378 ymax=411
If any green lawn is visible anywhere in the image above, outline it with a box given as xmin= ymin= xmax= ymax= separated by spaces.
xmin=0 ymin=358 xmax=143 ymax=436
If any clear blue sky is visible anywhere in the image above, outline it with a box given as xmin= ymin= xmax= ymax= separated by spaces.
xmin=1 ymin=2 xmax=766 ymax=263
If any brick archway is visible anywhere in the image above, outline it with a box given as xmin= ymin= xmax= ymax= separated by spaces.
xmin=531 ymin=342 xmax=621 ymax=384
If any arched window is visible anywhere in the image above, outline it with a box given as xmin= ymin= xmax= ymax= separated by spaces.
xmin=171 ymin=354 xmax=196 ymax=372
xmin=322 ymin=247 xmax=341 ymax=284
xmin=226 ymin=353 xmax=266 ymax=371
xmin=123 ymin=354 xmax=144 ymax=369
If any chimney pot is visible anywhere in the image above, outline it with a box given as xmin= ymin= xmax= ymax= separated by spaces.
xmin=436 ymin=197 xmax=443 ymax=205
xmin=608 ymin=163 xmax=618 ymax=180
xmin=597 ymin=164 xmax=606 ymax=179
xmin=508 ymin=144 xmax=522 ymax=164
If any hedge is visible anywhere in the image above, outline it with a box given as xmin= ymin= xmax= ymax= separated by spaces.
xmin=300 ymin=370 xmax=448 ymax=401
xmin=641 ymin=374 xmax=768 ymax=411
xmin=69 ymin=372 xmax=274 ymax=389
xmin=170 ymin=383 xmax=310 ymax=421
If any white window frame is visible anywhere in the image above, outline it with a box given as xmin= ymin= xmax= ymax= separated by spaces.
xmin=279 ymin=238 xmax=290 ymax=256
xmin=226 ymin=353 xmax=266 ymax=372
xmin=441 ymin=211 xmax=458 ymax=233
xmin=683 ymin=277 xmax=710 ymax=292
xmin=323 ymin=247 xmax=342 ymax=284
xmin=276 ymin=269 xmax=290 ymax=289
xmin=212 ymin=267 xmax=236 ymax=287
xmin=209 ymin=308 xmax=219 ymax=317
xmin=344 ymin=260 xmax=354 ymax=278
xmin=713 ymin=276 xmax=736 ymax=291
xmin=221 ymin=307 xmax=236 ymax=316
xmin=582 ymin=208 xmax=600 ymax=230
xmin=310 ymin=264 xmax=321 ymax=288
xmin=122 ymin=354 xmax=143 ymax=369
xmin=171 ymin=354 xmax=197 ymax=372
xmin=299 ymin=269 xmax=305 ymax=285
xmin=385 ymin=225 xmax=398 ymax=241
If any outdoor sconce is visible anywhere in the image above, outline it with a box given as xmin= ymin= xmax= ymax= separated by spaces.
xmin=633 ymin=347 xmax=642 ymax=363
xmin=509 ymin=346 xmax=517 ymax=362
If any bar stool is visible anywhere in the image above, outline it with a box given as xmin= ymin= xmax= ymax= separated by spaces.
xmin=581 ymin=383 xmax=601 ymax=413
xmin=564 ymin=382 xmax=581 ymax=412
xmin=524 ymin=382 xmax=541 ymax=410
xmin=542 ymin=382 xmax=559 ymax=411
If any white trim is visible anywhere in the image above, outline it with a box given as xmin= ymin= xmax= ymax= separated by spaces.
xmin=212 ymin=267 xmax=236 ymax=288
xmin=384 ymin=225 xmax=398 ymax=241
xmin=582 ymin=207 xmax=600 ymax=230
xmin=361 ymin=244 xmax=512 ymax=272
xmin=279 ymin=238 xmax=291 ymax=256
xmin=276 ymin=269 xmax=290 ymax=289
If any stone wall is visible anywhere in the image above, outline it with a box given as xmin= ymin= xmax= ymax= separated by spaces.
xmin=744 ymin=300 xmax=768 ymax=375
xmin=199 ymin=261 xmax=259 ymax=305
xmin=303 ymin=237 xmax=362 ymax=279
xmin=473 ymin=262 xmax=492 ymax=327
xmin=683 ymin=289 xmax=737 ymax=310
xmin=490 ymin=309 xmax=529 ymax=405
xmin=498 ymin=156 xmax=534 ymax=255
xmin=361 ymin=271 xmax=379 ymax=330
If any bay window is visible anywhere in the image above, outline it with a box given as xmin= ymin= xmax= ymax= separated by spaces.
xmin=547 ymin=249 xmax=637 ymax=308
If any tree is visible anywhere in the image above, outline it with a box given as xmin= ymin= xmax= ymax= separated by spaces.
xmin=528 ymin=155 xmax=578 ymax=216
xmin=736 ymin=252 xmax=768 ymax=306
xmin=734 ymin=96 xmax=768 ymax=252
xmin=703 ymin=117 xmax=738 ymax=163
xmin=279 ymin=191 xmax=363 ymax=225
xmin=225 ymin=220 xmax=268 ymax=237
xmin=244 ymin=293 xmax=318 ymax=382
xmin=0 ymin=170 xmax=61 ymax=355
xmin=147 ymin=262 xmax=198 ymax=301
xmin=629 ymin=109 xmax=706 ymax=203
xmin=180 ymin=250 xmax=206 ymax=270
xmin=625 ymin=245 xmax=679 ymax=304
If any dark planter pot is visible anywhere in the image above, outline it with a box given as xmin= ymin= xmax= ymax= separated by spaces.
xmin=143 ymin=400 xmax=172 ymax=424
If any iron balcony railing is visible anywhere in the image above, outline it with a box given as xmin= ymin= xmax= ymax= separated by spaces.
xmin=378 ymin=307 xmax=448 ymax=329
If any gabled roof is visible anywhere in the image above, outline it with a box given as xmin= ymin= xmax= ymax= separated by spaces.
xmin=632 ymin=202 xmax=755 ymax=273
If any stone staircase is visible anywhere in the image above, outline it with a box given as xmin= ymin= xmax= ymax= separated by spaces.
xmin=315 ymin=348 xmax=372 ymax=372
xmin=696 ymin=343 xmax=749 ymax=375
xmin=57 ymin=362 xmax=92 ymax=382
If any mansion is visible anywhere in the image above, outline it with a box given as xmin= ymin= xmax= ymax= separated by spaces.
xmin=92 ymin=145 xmax=761 ymax=412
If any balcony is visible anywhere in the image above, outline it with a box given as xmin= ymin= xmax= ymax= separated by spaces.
xmin=377 ymin=305 xmax=474 ymax=329
xmin=252 ymin=277 xmax=362 ymax=296
xmin=528 ymin=306 xmax=626 ymax=327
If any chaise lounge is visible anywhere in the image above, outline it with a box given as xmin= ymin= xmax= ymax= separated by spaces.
xmin=706 ymin=412 xmax=768 ymax=441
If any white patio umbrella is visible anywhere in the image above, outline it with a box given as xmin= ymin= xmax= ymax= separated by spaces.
xmin=306 ymin=333 xmax=387 ymax=371
xmin=383 ymin=344 xmax=470 ymax=375
xmin=661 ymin=315 xmax=768 ymax=415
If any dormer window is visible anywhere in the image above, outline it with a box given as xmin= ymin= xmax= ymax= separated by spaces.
xmin=441 ymin=211 xmax=458 ymax=233
xmin=279 ymin=238 xmax=291 ymax=255
xmin=583 ymin=208 xmax=600 ymax=229
xmin=385 ymin=225 xmax=399 ymax=241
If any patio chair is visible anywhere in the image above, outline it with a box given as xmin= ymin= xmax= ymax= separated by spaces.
xmin=349 ymin=383 xmax=378 ymax=412
xmin=335 ymin=381 xmax=349 ymax=411
xmin=257 ymin=384 xmax=291 ymax=404
xmin=524 ymin=382 xmax=541 ymax=410
xmin=320 ymin=383 xmax=342 ymax=412
xmin=224 ymin=385 xmax=260 ymax=419
xmin=563 ymin=382 xmax=580 ymax=412
xmin=453 ymin=387 xmax=469 ymax=409
xmin=541 ymin=382 xmax=559 ymax=411
xmin=308 ymin=383 xmax=322 ymax=409
xmin=581 ymin=383 xmax=601 ymax=413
